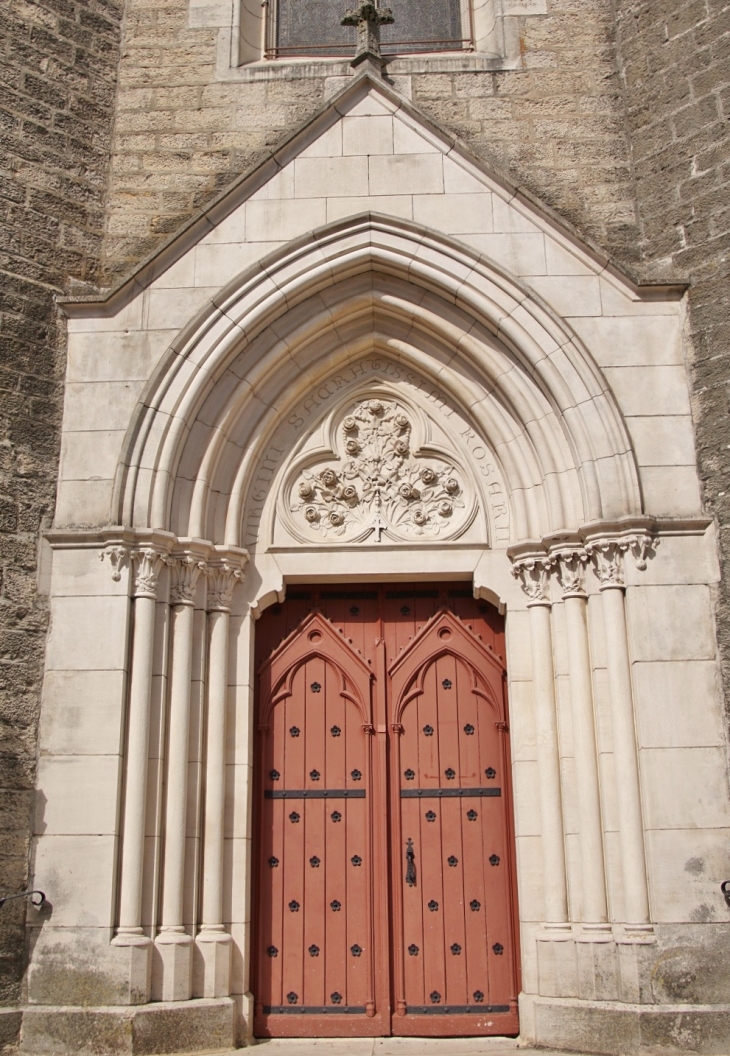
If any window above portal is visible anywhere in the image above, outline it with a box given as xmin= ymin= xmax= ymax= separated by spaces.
xmin=266 ymin=0 xmax=471 ymax=60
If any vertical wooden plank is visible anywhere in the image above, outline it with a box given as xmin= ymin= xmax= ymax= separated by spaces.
xmin=346 ymin=759 xmax=369 ymax=1006
xmin=303 ymin=656 xmax=327 ymax=1007
xmin=437 ymin=653 xmax=468 ymax=1007
xmin=372 ymin=632 xmax=391 ymax=1029
xmin=417 ymin=662 xmax=446 ymax=1009
xmin=325 ymin=657 xmax=347 ymax=1010
xmin=262 ymin=696 xmax=287 ymax=1007
xmin=282 ymin=663 xmax=306 ymax=1010
xmin=456 ymin=657 xmax=488 ymax=1009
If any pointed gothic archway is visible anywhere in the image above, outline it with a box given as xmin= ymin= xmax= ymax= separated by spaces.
xmin=96 ymin=213 xmax=651 ymax=1035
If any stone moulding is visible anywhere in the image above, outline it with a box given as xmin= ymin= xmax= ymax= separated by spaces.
xmin=77 ymin=214 xmax=647 ymax=549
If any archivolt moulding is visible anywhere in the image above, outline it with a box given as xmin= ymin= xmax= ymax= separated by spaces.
xmin=110 ymin=214 xmax=642 ymax=547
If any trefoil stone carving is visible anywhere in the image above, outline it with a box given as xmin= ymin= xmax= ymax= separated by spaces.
xmin=289 ymin=399 xmax=469 ymax=543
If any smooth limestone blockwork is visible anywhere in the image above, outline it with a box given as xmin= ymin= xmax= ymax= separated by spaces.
xmin=23 ymin=69 xmax=730 ymax=1056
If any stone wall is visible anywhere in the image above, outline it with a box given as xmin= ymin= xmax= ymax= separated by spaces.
xmin=614 ymin=1 xmax=730 ymax=731
xmin=102 ymin=0 xmax=640 ymax=283
xmin=0 ymin=0 xmax=121 ymax=1014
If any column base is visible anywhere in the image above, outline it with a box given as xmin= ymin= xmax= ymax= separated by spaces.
xmin=576 ymin=923 xmax=614 ymax=942
xmin=110 ymin=934 xmax=152 ymax=1004
xmin=153 ymin=932 xmax=192 ymax=1002
xmin=537 ymin=931 xmax=578 ymax=997
xmin=618 ymin=923 xmax=656 ymax=943
xmin=538 ymin=922 xmax=573 ymax=940
xmin=19 ymin=998 xmax=235 ymax=1056
xmin=194 ymin=930 xmax=231 ymax=998
xmin=522 ymin=994 xmax=730 ymax=1055
xmin=234 ymin=992 xmax=255 ymax=1044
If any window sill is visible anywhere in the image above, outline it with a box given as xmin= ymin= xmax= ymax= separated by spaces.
xmin=216 ymin=50 xmax=514 ymax=83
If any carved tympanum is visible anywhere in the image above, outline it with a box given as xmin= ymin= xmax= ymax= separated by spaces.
xmin=289 ymin=399 xmax=468 ymax=542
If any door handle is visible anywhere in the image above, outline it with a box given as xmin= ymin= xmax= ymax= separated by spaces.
xmin=405 ymin=838 xmax=416 ymax=887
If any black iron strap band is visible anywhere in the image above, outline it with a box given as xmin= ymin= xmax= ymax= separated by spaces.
xmin=263 ymin=1006 xmax=367 ymax=1014
xmin=265 ymin=789 xmax=366 ymax=799
xmin=400 ymin=787 xmax=502 ymax=798
xmin=406 ymin=1005 xmax=510 ymax=1014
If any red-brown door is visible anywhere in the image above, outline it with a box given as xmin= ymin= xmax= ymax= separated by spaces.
xmin=252 ymin=587 xmax=519 ymax=1038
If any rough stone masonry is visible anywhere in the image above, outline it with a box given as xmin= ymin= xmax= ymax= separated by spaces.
xmin=0 ymin=0 xmax=122 ymax=1018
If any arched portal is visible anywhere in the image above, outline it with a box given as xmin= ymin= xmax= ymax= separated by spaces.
xmin=82 ymin=216 xmax=654 ymax=1020
xmin=35 ymin=185 xmax=712 ymax=1052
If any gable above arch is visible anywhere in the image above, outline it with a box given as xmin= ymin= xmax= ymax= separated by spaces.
xmin=56 ymin=73 xmax=697 ymax=546
xmin=61 ymin=67 xmax=684 ymax=327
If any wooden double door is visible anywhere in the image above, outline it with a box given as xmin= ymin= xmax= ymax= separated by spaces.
xmin=252 ymin=585 xmax=519 ymax=1037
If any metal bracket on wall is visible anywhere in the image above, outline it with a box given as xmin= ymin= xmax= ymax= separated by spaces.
xmin=0 ymin=890 xmax=46 ymax=910
xmin=721 ymin=880 xmax=730 ymax=908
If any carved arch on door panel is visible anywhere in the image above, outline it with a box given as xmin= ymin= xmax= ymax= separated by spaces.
xmin=258 ymin=610 xmax=374 ymax=731
xmin=389 ymin=608 xmax=506 ymax=728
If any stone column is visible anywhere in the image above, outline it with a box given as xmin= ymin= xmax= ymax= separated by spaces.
xmin=113 ymin=545 xmax=168 ymax=997
xmin=588 ymin=539 xmax=652 ymax=935
xmin=512 ymin=556 xmax=569 ymax=931
xmin=156 ymin=549 xmax=208 ymax=1000
xmin=197 ymin=548 xmax=248 ymax=997
xmin=553 ymin=548 xmax=610 ymax=934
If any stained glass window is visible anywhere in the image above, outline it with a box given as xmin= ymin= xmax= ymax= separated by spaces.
xmin=269 ymin=0 xmax=469 ymax=59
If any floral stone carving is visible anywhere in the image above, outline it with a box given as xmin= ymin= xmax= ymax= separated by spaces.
xmin=289 ymin=399 xmax=471 ymax=542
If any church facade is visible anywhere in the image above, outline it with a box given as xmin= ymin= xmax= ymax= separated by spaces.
xmin=2 ymin=2 xmax=730 ymax=1055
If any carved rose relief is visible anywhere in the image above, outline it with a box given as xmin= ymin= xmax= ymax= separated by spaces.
xmin=289 ymin=399 xmax=471 ymax=542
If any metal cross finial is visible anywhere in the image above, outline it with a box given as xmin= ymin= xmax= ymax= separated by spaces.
xmin=341 ymin=1 xmax=395 ymax=68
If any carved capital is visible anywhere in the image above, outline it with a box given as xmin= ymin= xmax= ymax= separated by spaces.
xmin=131 ymin=547 xmax=168 ymax=599
xmin=586 ymin=532 xmax=657 ymax=589
xmin=586 ymin=539 xmax=627 ymax=590
xmin=511 ymin=555 xmax=551 ymax=606
xmin=101 ymin=544 xmax=130 ymax=582
xmin=551 ymin=548 xmax=589 ymax=598
xmin=170 ymin=553 xmax=207 ymax=606
xmin=206 ymin=549 xmax=249 ymax=613
xmin=626 ymin=532 xmax=657 ymax=571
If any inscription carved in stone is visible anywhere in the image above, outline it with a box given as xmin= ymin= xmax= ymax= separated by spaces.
xmin=288 ymin=398 xmax=470 ymax=543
